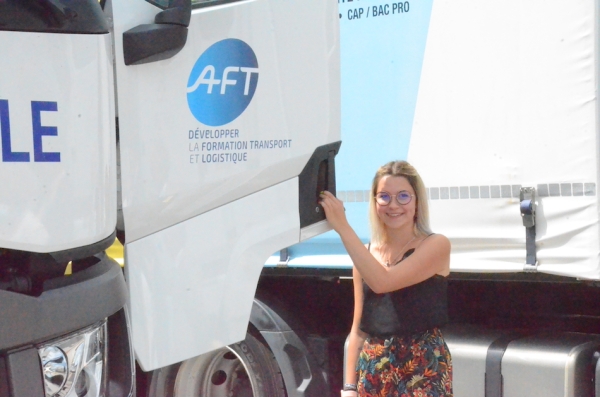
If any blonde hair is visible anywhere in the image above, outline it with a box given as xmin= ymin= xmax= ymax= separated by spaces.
xmin=369 ymin=160 xmax=431 ymax=244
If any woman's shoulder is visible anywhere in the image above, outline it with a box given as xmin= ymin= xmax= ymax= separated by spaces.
xmin=418 ymin=233 xmax=451 ymax=276
xmin=418 ymin=233 xmax=451 ymax=251
xmin=421 ymin=232 xmax=449 ymax=242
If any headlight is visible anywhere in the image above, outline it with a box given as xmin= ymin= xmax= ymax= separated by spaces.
xmin=38 ymin=321 xmax=107 ymax=397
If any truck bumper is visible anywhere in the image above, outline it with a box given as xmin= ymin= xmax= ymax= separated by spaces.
xmin=0 ymin=254 xmax=133 ymax=396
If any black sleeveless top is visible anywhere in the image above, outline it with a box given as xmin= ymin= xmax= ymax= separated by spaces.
xmin=359 ymin=245 xmax=448 ymax=337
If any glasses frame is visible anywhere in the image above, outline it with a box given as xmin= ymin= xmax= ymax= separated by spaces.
xmin=375 ymin=190 xmax=415 ymax=206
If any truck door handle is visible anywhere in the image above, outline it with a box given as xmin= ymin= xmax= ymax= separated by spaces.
xmin=123 ymin=0 xmax=192 ymax=66
xmin=327 ymin=149 xmax=336 ymax=195
xmin=298 ymin=142 xmax=342 ymax=228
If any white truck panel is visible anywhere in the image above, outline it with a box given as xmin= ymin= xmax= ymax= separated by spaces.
xmin=410 ymin=0 xmax=599 ymax=278
xmin=0 ymin=31 xmax=116 ymax=252
xmin=126 ymin=178 xmax=300 ymax=371
xmin=289 ymin=0 xmax=600 ymax=280
xmin=111 ymin=0 xmax=339 ymax=371
xmin=113 ymin=0 xmax=340 ymax=243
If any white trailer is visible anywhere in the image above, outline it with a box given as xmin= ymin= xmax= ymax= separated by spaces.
xmin=256 ymin=1 xmax=600 ymax=396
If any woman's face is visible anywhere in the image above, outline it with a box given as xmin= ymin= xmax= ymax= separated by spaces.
xmin=375 ymin=175 xmax=417 ymax=231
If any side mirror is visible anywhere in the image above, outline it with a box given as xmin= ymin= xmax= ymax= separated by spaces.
xmin=154 ymin=0 xmax=191 ymax=26
xmin=123 ymin=0 xmax=192 ymax=66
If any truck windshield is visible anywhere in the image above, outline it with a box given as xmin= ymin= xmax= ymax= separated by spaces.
xmin=0 ymin=0 xmax=108 ymax=33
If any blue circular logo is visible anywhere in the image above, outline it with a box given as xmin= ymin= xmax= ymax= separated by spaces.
xmin=187 ymin=39 xmax=259 ymax=126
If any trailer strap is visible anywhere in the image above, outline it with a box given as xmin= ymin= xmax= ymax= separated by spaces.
xmin=485 ymin=334 xmax=522 ymax=397
xmin=520 ymin=187 xmax=537 ymax=271
xmin=595 ymin=351 xmax=600 ymax=397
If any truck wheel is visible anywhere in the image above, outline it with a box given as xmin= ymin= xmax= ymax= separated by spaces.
xmin=170 ymin=332 xmax=286 ymax=397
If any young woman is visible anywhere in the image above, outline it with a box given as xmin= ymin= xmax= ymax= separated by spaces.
xmin=319 ymin=160 xmax=452 ymax=397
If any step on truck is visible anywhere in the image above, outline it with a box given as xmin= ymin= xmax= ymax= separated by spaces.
xmin=0 ymin=0 xmax=340 ymax=396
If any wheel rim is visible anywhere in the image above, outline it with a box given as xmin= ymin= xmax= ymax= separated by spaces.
xmin=174 ymin=345 xmax=258 ymax=397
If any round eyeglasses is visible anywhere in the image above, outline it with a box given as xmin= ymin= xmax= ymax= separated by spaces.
xmin=375 ymin=190 xmax=414 ymax=206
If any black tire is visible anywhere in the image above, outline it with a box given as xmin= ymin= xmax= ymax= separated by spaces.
xmin=148 ymin=332 xmax=286 ymax=397
xmin=228 ymin=332 xmax=286 ymax=397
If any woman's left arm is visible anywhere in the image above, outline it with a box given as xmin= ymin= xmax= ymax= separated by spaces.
xmin=320 ymin=191 xmax=450 ymax=293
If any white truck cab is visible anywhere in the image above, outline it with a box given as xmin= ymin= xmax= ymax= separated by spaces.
xmin=0 ymin=1 xmax=340 ymax=396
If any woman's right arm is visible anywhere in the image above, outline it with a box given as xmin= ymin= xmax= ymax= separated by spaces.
xmin=344 ymin=266 xmax=368 ymax=389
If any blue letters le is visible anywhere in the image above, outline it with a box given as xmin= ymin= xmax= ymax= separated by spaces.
xmin=0 ymin=99 xmax=30 ymax=162
xmin=32 ymin=101 xmax=60 ymax=162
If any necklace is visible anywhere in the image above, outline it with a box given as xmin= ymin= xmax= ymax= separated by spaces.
xmin=384 ymin=235 xmax=417 ymax=267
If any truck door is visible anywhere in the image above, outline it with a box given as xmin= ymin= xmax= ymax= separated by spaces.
xmin=111 ymin=0 xmax=340 ymax=371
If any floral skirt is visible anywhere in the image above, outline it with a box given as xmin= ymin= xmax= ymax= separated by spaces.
xmin=356 ymin=328 xmax=452 ymax=397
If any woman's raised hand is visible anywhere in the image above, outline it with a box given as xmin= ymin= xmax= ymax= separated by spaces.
xmin=319 ymin=191 xmax=350 ymax=234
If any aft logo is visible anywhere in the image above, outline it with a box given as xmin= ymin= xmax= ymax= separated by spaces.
xmin=187 ymin=39 xmax=259 ymax=126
